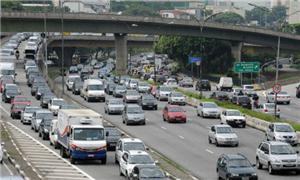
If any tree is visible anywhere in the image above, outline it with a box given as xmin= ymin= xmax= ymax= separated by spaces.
xmin=245 ymin=7 xmax=268 ymax=26
xmin=1 ymin=0 xmax=24 ymax=11
xmin=213 ymin=12 xmax=245 ymax=24
xmin=122 ymin=4 xmax=159 ymax=17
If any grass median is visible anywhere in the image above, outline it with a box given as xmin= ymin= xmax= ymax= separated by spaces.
xmin=177 ymin=88 xmax=300 ymax=131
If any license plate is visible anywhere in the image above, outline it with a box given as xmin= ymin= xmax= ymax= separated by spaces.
xmin=88 ymin=154 xmax=94 ymax=157
xmin=176 ymin=118 xmax=181 ymax=120
xmin=242 ymin=177 xmax=249 ymax=180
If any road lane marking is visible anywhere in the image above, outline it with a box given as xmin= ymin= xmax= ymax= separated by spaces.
xmin=3 ymin=162 xmax=14 ymax=176
xmin=205 ymin=149 xmax=214 ymax=154
xmin=178 ymin=135 xmax=185 ymax=139
xmin=161 ymin=126 xmax=167 ymax=130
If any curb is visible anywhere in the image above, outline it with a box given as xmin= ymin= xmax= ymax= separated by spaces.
xmin=3 ymin=149 xmax=30 ymax=180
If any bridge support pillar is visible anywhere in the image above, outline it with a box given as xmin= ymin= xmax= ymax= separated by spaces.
xmin=53 ymin=47 xmax=76 ymax=67
xmin=115 ymin=33 xmax=128 ymax=75
xmin=231 ymin=42 xmax=243 ymax=62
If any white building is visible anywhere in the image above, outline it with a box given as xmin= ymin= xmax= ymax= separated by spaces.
xmin=205 ymin=0 xmax=246 ymax=18
xmin=287 ymin=0 xmax=300 ymax=24
xmin=52 ymin=0 xmax=110 ymax=13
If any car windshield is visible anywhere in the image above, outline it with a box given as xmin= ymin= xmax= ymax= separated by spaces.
xmin=169 ymin=106 xmax=183 ymax=112
xmin=124 ymin=142 xmax=145 ymax=151
xmin=216 ymin=127 xmax=233 ymax=134
xmin=14 ymin=104 xmax=27 ymax=109
xmin=88 ymin=84 xmax=104 ymax=90
xmin=278 ymin=91 xmax=288 ymax=95
xmin=275 ymin=125 xmax=293 ymax=132
xmin=160 ymin=86 xmax=172 ymax=91
xmin=15 ymin=97 xmax=29 ymax=102
xmin=127 ymin=107 xmax=143 ymax=114
xmin=130 ymin=80 xmax=138 ymax=84
xmin=127 ymin=91 xmax=139 ymax=95
xmin=74 ymin=128 xmax=104 ymax=141
xmin=203 ymin=103 xmax=217 ymax=108
xmin=6 ymin=89 xmax=19 ymax=96
xmin=228 ymin=159 xmax=252 ymax=168
xmin=172 ymin=93 xmax=183 ymax=97
xmin=25 ymin=107 xmax=40 ymax=113
xmin=244 ymin=85 xmax=254 ymax=89
xmin=140 ymin=168 xmax=165 ymax=178
xmin=37 ymin=113 xmax=53 ymax=119
xmin=105 ymin=128 xmax=120 ymax=136
xmin=5 ymin=85 xmax=17 ymax=90
xmin=129 ymin=155 xmax=154 ymax=164
xmin=52 ymin=100 xmax=65 ymax=106
xmin=227 ymin=111 xmax=241 ymax=116
xmin=271 ymin=145 xmax=296 ymax=155
xmin=109 ymin=99 xmax=123 ymax=105
xmin=1 ymin=69 xmax=15 ymax=75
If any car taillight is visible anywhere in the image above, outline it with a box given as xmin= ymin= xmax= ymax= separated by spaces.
xmin=278 ymin=109 xmax=280 ymax=111
xmin=264 ymin=109 xmax=268 ymax=112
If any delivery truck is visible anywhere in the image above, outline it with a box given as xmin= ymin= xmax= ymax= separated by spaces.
xmin=57 ymin=109 xmax=108 ymax=164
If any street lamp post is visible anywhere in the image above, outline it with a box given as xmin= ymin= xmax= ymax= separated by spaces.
xmin=44 ymin=0 xmax=48 ymax=79
xmin=60 ymin=0 xmax=65 ymax=96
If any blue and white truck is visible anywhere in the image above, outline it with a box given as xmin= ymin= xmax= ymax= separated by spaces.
xmin=57 ymin=109 xmax=108 ymax=164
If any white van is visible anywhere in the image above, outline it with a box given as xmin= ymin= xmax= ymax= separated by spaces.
xmin=49 ymin=119 xmax=58 ymax=149
xmin=217 ymin=77 xmax=233 ymax=91
xmin=0 ymin=62 xmax=16 ymax=80
xmin=82 ymin=79 xmax=105 ymax=102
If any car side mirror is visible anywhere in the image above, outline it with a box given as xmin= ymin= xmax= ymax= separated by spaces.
xmin=296 ymin=151 xmax=299 ymax=154
xmin=106 ymin=131 xmax=109 ymax=136
xmin=146 ymin=147 xmax=149 ymax=151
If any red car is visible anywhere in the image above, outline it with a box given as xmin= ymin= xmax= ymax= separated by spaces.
xmin=0 ymin=78 xmax=14 ymax=93
xmin=162 ymin=105 xmax=187 ymax=123
xmin=11 ymin=96 xmax=31 ymax=106
xmin=10 ymin=103 xmax=28 ymax=119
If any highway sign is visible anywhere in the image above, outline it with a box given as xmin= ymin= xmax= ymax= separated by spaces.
xmin=188 ymin=56 xmax=202 ymax=64
xmin=234 ymin=62 xmax=260 ymax=73
xmin=272 ymin=83 xmax=281 ymax=93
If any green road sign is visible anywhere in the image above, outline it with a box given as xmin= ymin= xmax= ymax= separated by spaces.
xmin=234 ymin=62 xmax=260 ymax=73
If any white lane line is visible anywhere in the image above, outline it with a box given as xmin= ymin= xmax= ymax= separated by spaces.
xmin=161 ymin=126 xmax=167 ymax=130
xmin=3 ymin=162 xmax=14 ymax=176
xmin=205 ymin=149 xmax=214 ymax=154
xmin=178 ymin=135 xmax=185 ymax=140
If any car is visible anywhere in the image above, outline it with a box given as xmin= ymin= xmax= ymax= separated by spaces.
xmin=0 ymin=142 xmax=3 ymax=164
xmin=49 ymin=119 xmax=59 ymax=148
xmin=10 ymin=103 xmax=28 ymax=119
xmin=21 ymin=106 xmax=41 ymax=125
xmin=115 ymin=138 xmax=146 ymax=164
xmin=195 ymin=79 xmax=211 ymax=91
xmin=119 ymin=150 xmax=156 ymax=178
xmin=27 ymin=72 xmax=42 ymax=87
xmin=260 ymin=103 xmax=280 ymax=117
xmin=210 ymin=91 xmax=229 ymax=101
xmin=220 ymin=109 xmax=246 ymax=128
xmin=256 ymin=141 xmax=300 ymax=174
xmin=179 ymin=78 xmax=193 ymax=88
xmin=31 ymin=81 xmax=47 ymax=96
xmin=217 ymin=154 xmax=257 ymax=180
xmin=163 ymin=78 xmax=178 ymax=88
xmin=242 ymin=84 xmax=254 ymax=93
xmin=128 ymin=79 xmax=139 ymax=89
xmin=231 ymin=95 xmax=251 ymax=109
xmin=68 ymin=66 xmax=78 ymax=74
xmin=24 ymin=60 xmax=36 ymax=70
xmin=296 ymin=84 xmax=300 ymax=98
xmin=113 ymin=85 xmax=127 ymax=98
xmin=93 ymin=63 xmax=102 ymax=69
xmin=3 ymin=83 xmax=20 ymax=94
xmin=266 ymin=91 xmax=291 ymax=104
xmin=2 ymin=88 xmax=20 ymax=103
xmin=77 ymin=64 xmax=84 ymax=72
xmin=66 ymin=74 xmax=80 ymax=91
xmin=122 ymin=104 xmax=146 ymax=125
xmin=72 ymin=80 xmax=83 ymax=95
xmin=208 ymin=125 xmax=239 ymax=147
xmin=48 ymin=98 xmax=65 ymax=116
xmin=124 ymin=90 xmax=141 ymax=103
xmin=82 ymin=79 xmax=105 ymax=102
xmin=80 ymin=68 xmax=89 ymax=80
xmin=162 ymin=105 xmax=186 ymax=123
xmin=31 ymin=110 xmax=53 ymax=132
xmin=0 ymin=78 xmax=14 ymax=93
xmin=105 ymin=126 xmax=122 ymax=151
xmin=137 ymin=82 xmax=150 ymax=93
xmin=35 ymin=86 xmax=51 ymax=100
xmin=167 ymin=92 xmax=186 ymax=105
xmin=105 ymin=82 xmax=116 ymax=95
xmin=104 ymin=98 xmax=125 ymax=114
xmin=217 ymin=77 xmax=233 ymax=91
xmin=156 ymin=86 xmax=173 ymax=101
xmin=129 ymin=164 xmax=169 ymax=180
xmin=265 ymin=123 xmax=298 ymax=146
xmin=138 ymin=94 xmax=157 ymax=110
xmin=10 ymin=95 xmax=31 ymax=106
xmin=197 ymin=102 xmax=220 ymax=118
xmin=40 ymin=93 xmax=56 ymax=109
xmin=231 ymin=88 xmax=243 ymax=97
xmin=38 ymin=118 xmax=53 ymax=140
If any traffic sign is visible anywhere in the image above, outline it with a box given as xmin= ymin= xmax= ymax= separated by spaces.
xmin=272 ymin=83 xmax=281 ymax=93
xmin=234 ymin=62 xmax=260 ymax=73
xmin=188 ymin=56 xmax=202 ymax=64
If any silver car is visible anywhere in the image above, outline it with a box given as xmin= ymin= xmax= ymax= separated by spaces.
xmin=266 ymin=123 xmax=298 ymax=146
xmin=124 ymin=90 xmax=141 ymax=103
xmin=256 ymin=141 xmax=300 ymax=174
xmin=208 ymin=125 xmax=239 ymax=147
xmin=122 ymin=104 xmax=145 ymax=125
xmin=113 ymin=85 xmax=126 ymax=98
xmin=156 ymin=86 xmax=173 ymax=101
xmin=31 ymin=110 xmax=53 ymax=132
xmin=197 ymin=102 xmax=220 ymax=118
xmin=21 ymin=106 xmax=41 ymax=125
xmin=168 ymin=92 xmax=186 ymax=105
xmin=266 ymin=91 xmax=291 ymax=104
xmin=104 ymin=98 xmax=125 ymax=114
xmin=137 ymin=82 xmax=150 ymax=93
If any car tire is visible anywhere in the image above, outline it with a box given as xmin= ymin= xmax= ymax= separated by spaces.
xmin=215 ymin=139 xmax=219 ymax=147
xmin=101 ymin=157 xmax=107 ymax=164
xmin=268 ymin=163 xmax=275 ymax=174
xmin=256 ymin=157 xmax=263 ymax=169
xmin=119 ymin=167 xmax=124 ymax=176
xmin=70 ymin=157 xmax=76 ymax=164
xmin=287 ymin=101 xmax=290 ymax=105
xmin=208 ymin=137 xmax=212 ymax=144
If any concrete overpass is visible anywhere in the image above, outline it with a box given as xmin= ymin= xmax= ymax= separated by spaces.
xmin=2 ymin=12 xmax=300 ymax=74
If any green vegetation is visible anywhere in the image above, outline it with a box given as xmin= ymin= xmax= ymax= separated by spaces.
xmin=213 ymin=12 xmax=245 ymax=24
xmin=48 ymin=67 xmax=62 ymax=80
xmin=177 ymin=88 xmax=300 ymax=131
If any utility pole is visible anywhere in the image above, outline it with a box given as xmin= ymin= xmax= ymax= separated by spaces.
xmin=44 ymin=0 xmax=48 ymax=79
xmin=61 ymin=0 xmax=65 ymax=96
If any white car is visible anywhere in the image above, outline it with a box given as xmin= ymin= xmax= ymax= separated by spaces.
xmin=48 ymin=98 xmax=65 ymax=116
xmin=256 ymin=141 xmax=300 ymax=174
xmin=156 ymin=86 xmax=173 ymax=101
xmin=168 ymin=92 xmax=186 ymax=105
xmin=265 ymin=123 xmax=298 ymax=146
xmin=104 ymin=98 xmax=124 ymax=114
xmin=266 ymin=91 xmax=291 ymax=104
xmin=128 ymin=79 xmax=139 ymax=89
xmin=260 ymin=103 xmax=280 ymax=117
xmin=115 ymin=138 xmax=146 ymax=164
xmin=66 ymin=74 xmax=80 ymax=91
xmin=220 ymin=109 xmax=246 ymax=128
xmin=0 ymin=142 xmax=3 ymax=164
xmin=49 ymin=119 xmax=58 ymax=149
xmin=164 ymin=78 xmax=178 ymax=88
xmin=137 ymin=82 xmax=150 ymax=93
xmin=208 ymin=124 xmax=239 ymax=147
xmin=197 ymin=102 xmax=220 ymax=118
xmin=21 ymin=106 xmax=41 ymax=125
xmin=119 ymin=150 xmax=156 ymax=177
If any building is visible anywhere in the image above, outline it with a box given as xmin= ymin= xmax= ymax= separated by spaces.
xmin=270 ymin=0 xmax=289 ymax=7
xmin=287 ymin=0 xmax=300 ymax=24
xmin=52 ymin=0 xmax=110 ymax=13
xmin=205 ymin=0 xmax=246 ymax=18
xmin=160 ymin=10 xmax=191 ymax=20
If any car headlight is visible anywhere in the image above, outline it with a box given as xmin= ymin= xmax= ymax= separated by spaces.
xmin=6 ymin=95 xmax=10 ymax=98
xmin=44 ymin=129 xmax=49 ymax=133
xmin=251 ymin=173 xmax=257 ymax=176
xmin=271 ymin=159 xmax=281 ymax=164
xmin=230 ymin=173 xmax=239 ymax=177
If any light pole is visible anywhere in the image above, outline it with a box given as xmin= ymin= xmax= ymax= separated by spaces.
xmin=60 ymin=0 xmax=65 ymax=96
xmin=44 ymin=0 xmax=48 ymax=79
